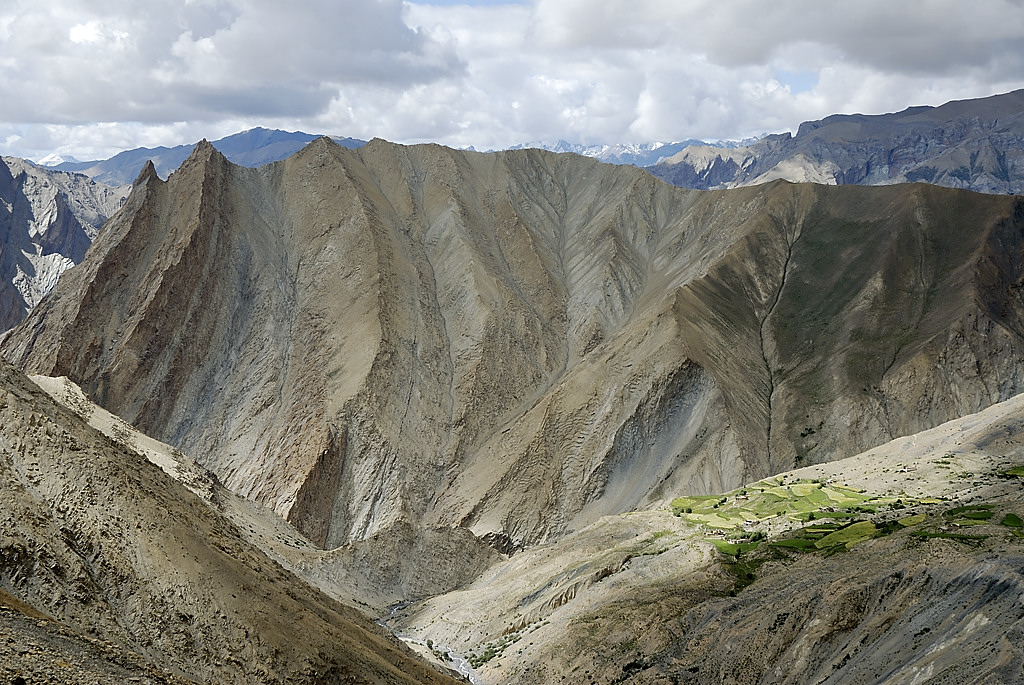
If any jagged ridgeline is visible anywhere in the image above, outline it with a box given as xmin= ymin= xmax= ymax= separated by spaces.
xmin=4 ymin=137 xmax=1024 ymax=550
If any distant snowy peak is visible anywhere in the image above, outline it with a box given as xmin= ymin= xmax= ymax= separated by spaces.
xmin=35 ymin=153 xmax=81 ymax=167
xmin=508 ymin=137 xmax=762 ymax=167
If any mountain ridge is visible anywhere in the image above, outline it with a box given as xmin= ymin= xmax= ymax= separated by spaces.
xmin=0 ymin=156 xmax=125 ymax=330
xmin=648 ymin=88 xmax=1024 ymax=194
xmin=5 ymin=138 xmax=1024 ymax=555
xmin=0 ymin=356 xmax=461 ymax=684
xmin=53 ymin=127 xmax=368 ymax=186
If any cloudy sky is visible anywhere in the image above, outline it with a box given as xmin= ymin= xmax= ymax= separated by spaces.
xmin=2 ymin=0 xmax=1023 ymax=161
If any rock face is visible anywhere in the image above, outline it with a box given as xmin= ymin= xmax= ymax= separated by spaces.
xmin=4 ymin=138 xmax=1024 ymax=552
xmin=0 ymin=357 xmax=459 ymax=684
xmin=649 ymin=89 xmax=1024 ymax=194
xmin=0 ymin=157 xmax=126 ymax=330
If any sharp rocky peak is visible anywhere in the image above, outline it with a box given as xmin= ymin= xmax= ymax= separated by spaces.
xmin=131 ymin=159 xmax=160 ymax=187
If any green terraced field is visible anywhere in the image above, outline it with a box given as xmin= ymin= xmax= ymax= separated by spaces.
xmin=671 ymin=478 xmax=909 ymax=535
xmin=814 ymin=521 xmax=878 ymax=549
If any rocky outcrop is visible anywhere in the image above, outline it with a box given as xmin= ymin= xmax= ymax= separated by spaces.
xmin=0 ymin=157 xmax=125 ymax=331
xmin=4 ymin=138 xmax=1024 ymax=552
xmin=485 ymin=530 xmax=1024 ymax=685
xmin=649 ymin=89 xmax=1024 ymax=194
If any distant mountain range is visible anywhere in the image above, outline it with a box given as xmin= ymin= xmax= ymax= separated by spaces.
xmin=43 ymin=131 xmax=754 ymax=186
xmin=51 ymin=127 xmax=367 ymax=186
xmin=5 ymin=88 xmax=1024 ymax=337
xmin=505 ymin=137 xmax=760 ymax=167
xmin=42 ymin=87 xmax=1024 ymax=197
xmin=647 ymin=89 xmax=1024 ymax=195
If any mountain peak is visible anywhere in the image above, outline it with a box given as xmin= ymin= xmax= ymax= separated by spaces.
xmin=132 ymin=159 xmax=159 ymax=186
xmin=36 ymin=152 xmax=81 ymax=166
xmin=192 ymin=138 xmax=217 ymax=157
xmin=174 ymin=139 xmax=230 ymax=179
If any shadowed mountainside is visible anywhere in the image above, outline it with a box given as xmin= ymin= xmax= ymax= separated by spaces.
xmin=4 ymin=138 xmax=1024 ymax=554
xmin=0 ymin=157 xmax=125 ymax=330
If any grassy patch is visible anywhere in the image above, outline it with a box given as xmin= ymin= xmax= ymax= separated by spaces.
xmin=710 ymin=539 xmax=761 ymax=556
xmin=897 ymin=514 xmax=927 ymax=527
xmin=672 ymin=478 xmax=902 ymax=535
xmin=722 ymin=557 xmax=763 ymax=594
xmin=943 ymin=505 xmax=995 ymax=526
xmin=1004 ymin=466 xmax=1024 ymax=477
xmin=815 ymin=521 xmax=878 ymax=550
xmin=769 ymin=537 xmax=817 ymax=550
xmin=1001 ymin=513 xmax=1023 ymax=528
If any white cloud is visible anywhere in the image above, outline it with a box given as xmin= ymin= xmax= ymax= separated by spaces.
xmin=1 ymin=0 xmax=1023 ymax=160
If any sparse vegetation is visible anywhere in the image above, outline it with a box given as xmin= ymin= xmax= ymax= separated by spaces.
xmin=680 ymin=466 xmax=1023 ymax=599
xmin=467 ymin=631 xmax=523 ymax=668
xmin=1000 ymin=513 xmax=1022 ymax=528
xmin=910 ymin=530 xmax=989 ymax=543
xmin=944 ymin=505 xmax=995 ymax=525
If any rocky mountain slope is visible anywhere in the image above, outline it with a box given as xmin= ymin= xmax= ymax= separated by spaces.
xmin=29 ymin=371 xmax=500 ymax=615
xmin=0 ymin=356 xmax=460 ymax=684
xmin=0 ymin=157 xmax=125 ymax=330
xmin=4 ymin=137 xmax=1024 ymax=559
xmin=649 ymin=89 xmax=1024 ymax=194
xmin=394 ymin=395 xmax=1024 ymax=684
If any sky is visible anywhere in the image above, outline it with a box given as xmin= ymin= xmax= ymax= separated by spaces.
xmin=2 ymin=0 xmax=1024 ymax=161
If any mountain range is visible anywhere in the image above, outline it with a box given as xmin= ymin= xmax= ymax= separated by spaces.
xmin=52 ymin=127 xmax=368 ymax=186
xmin=43 ymin=132 xmax=747 ymax=189
xmin=505 ymin=137 xmax=758 ymax=167
xmin=10 ymin=137 xmax=1024 ymax=553
xmin=648 ymin=89 xmax=1024 ymax=195
xmin=1 ymin=91 xmax=1024 ymax=683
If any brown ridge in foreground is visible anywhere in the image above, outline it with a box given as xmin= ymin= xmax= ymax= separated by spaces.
xmin=0 ymin=356 xmax=460 ymax=684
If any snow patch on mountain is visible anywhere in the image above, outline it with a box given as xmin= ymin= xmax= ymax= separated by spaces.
xmin=35 ymin=153 xmax=81 ymax=166
xmin=505 ymin=136 xmax=766 ymax=167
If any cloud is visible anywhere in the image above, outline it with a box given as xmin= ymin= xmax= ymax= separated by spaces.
xmin=1 ymin=0 xmax=1023 ymax=160
xmin=0 ymin=0 xmax=462 ymax=126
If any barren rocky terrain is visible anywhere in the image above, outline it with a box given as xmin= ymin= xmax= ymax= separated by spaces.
xmin=393 ymin=395 xmax=1024 ymax=684
xmin=4 ymin=138 xmax=1024 ymax=560
xmin=0 ymin=358 xmax=460 ymax=684
xmin=2 ymin=129 xmax=1024 ymax=683
xmin=0 ymin=157 xmax=126 ymax=330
